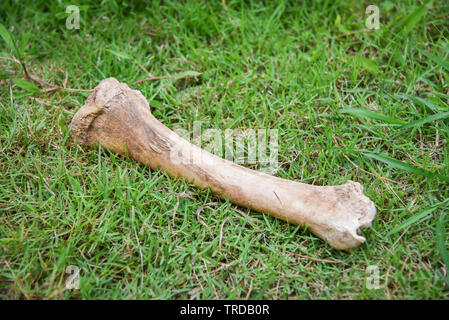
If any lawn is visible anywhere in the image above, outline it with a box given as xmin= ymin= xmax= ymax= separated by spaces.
xmin=0 ymin=0 xmax=448 ymax=299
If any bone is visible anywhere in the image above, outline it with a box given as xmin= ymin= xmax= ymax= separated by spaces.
xmin=70 ymin=78 xmax=376 ymax=250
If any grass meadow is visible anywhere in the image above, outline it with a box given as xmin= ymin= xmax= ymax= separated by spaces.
xmin=0 ymin=0 xmax=448 ymax=299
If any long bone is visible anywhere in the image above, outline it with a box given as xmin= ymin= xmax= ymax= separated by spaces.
xmin=70 ymin=78 xmax=376 ymax=250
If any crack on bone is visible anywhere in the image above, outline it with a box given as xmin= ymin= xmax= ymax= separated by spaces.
xmin=144 ymin=126 xmax=171 ymax=153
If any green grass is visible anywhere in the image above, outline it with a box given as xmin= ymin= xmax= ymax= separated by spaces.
xmin=0 ymin=0 xmax=448 ymax=299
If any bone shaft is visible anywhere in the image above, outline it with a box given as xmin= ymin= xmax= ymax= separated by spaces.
xmin=112 ymin=109 xmax=313 ymax=225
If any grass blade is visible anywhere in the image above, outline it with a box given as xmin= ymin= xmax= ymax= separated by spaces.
xmin=19 ymin=30 xmax=33 ymax=58
xmin=106 ymin=49 xmax=133 ymax=60
xmin=0 ymin=23 xmax=18 ymax=55
xmin=394 ymin=94 xmax=437 ymax=112
xmin=172 ymin=71 xmax=202 ymax=80
xmin=396 ymin=4 xmax=428 ymax=33
xmin=363 ymin=152 xmax=449 ymax=183
xmin=436 ymin=213 xmax=449 ymax=285
xmin=340 ymin=108 xmax=406 ymax=125
xmin=355 ymin=56 xmax=380 ymax=74
xmin=417 ymin=47 xmax=449 ymax=72
xmin=13 ymin=78 xmax=40 ymax=94
xmin=401 ymin=112 xmax=449 ymax=130
xmin=387 ymin=206 xmax=437 ymax=236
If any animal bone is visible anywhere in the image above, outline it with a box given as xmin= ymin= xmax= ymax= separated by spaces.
xmin=70 ymin=78 xmax=376 ymax=250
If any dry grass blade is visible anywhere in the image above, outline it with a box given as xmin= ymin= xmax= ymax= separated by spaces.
xmin=196 ymin=202 xmax=218 ymax=237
